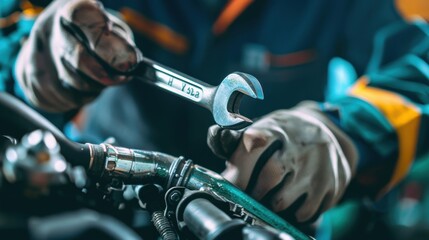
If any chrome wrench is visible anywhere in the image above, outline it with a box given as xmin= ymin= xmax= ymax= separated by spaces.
xmin=136 ymin=58 xmax=264 ymax=129
xmin=60 ymin=17 xmax=264 ymax=129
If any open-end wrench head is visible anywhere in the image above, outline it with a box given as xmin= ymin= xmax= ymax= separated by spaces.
xmin=212 ymin=72 xmax=264 ymax=129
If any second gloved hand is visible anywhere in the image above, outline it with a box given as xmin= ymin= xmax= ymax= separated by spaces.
xmin=16 ymin=0 xmax=140 ymax=111
xmin=207 ymin=103 xmax=358 ymax=222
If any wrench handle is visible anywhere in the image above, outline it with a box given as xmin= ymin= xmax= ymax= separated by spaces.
xmin=137 ymin=58 xmax=215 ymax=108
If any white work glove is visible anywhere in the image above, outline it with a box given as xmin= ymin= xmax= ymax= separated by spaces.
xmin=207 ymin=102 xmax=358 ymax=223
xmin=16 ymin=0 xmax=140 ymax=112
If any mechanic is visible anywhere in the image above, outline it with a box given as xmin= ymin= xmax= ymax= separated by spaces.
xmin=2 ymin=0 xmax=429 ymax=225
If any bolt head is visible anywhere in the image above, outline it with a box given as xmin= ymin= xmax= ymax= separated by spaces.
xmin=169 ymin=191 xmax=182 ymax=203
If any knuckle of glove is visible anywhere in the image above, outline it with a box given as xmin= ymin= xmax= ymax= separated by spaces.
xmin=207 ymin=125 xmax=242 ymax=160
xmin=16 ymin=0 xmax=141 ymax=111
xmin=56 ymin=0 xmax=139 ymax=86
xmin=220 ymin=115 xmax=290 ymax=194
xmin=228 ymin=107 xmax=356 ymax=222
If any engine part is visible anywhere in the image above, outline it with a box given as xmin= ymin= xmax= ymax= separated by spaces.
xmin=0 ymin=92 xmax=309 ymax=239
xmin=87 ymin=143 xmax=310 ymax=240
xmin=3 ymin=130 xmax=68 ymax=190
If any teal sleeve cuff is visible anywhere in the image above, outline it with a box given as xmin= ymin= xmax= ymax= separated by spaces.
xmin=320 ymin=102 xmax=384 ymax=171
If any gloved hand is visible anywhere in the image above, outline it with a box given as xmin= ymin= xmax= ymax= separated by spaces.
xmin=15 ymin=0 xmax=140 ymax=112
xmin=207 ymin=102 xmax=358 ymax=223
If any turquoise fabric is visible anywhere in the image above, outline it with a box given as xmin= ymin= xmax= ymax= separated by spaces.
xmin=328 ymin=19 xmax=429 ymax=197
xmin=0 ymin=0 xmax=19 ymax=19
xmin=326 ymin=57 xmax=357 ymax=102
xmin=0 ymin=14 xmax=35 ymax=92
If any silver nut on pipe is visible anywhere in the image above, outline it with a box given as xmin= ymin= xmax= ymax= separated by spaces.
xmin=103 ymin=144 xmax=134 ymax=178
xmin=3 ymin=130 xmax=68 ymax=189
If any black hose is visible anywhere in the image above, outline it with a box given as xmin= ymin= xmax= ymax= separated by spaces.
xmin=183 ymin=198 xmax=245 ymax=240
xmin=0 ymin=93 xmax=91 ymax=168
xmin=28 ymin=209 xmax=142 ymax=240
xmin=183 ymin=198 xmax=294 ymax=240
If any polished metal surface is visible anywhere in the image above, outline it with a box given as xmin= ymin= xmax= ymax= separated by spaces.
xmin=139 ymin=58 xmax=264 ymax=129
xmin=3 ymin=130 xmax=68 ymax=188
xmin=186 ymin=165 xmax=309 ymax=239
xmin=99 ymin=144 xmax=173 ymax=185
xmin=89 ymin=144 xmax=309 ymax=239
xmin=183 ymin=198 xmax=239 ymax=240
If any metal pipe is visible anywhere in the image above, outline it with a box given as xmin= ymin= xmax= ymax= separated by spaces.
xmin=88 ymin=144 xmax=310 ymax=240
xmin=0 ymin=92 xmax=309 ymax=239
xmin=0 ymin=93 xmax=91 ymax=168
xmin=186 ymin=165 xmax=308 ymax=240
xmin=183 ymin=198 xmax=244 ymax=240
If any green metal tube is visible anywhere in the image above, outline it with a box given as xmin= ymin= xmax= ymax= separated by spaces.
xmin=185 ymin=165 xmax=310 ymax=240
xmin=90 ymin=144 xmax=310 ymax=239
